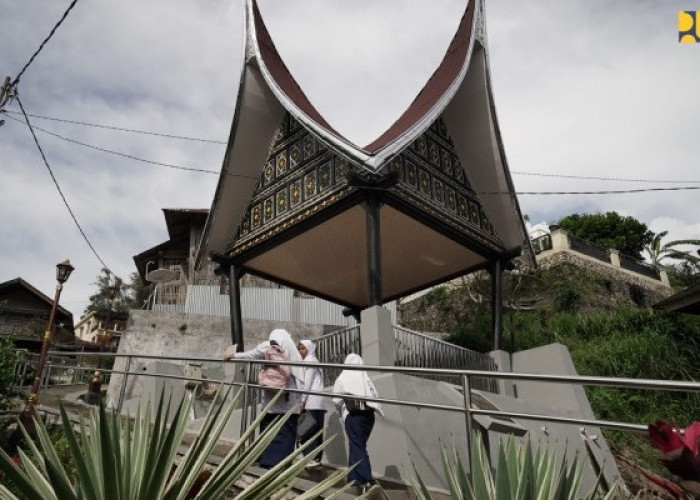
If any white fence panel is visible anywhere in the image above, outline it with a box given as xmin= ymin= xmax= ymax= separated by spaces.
xmin=153 ymin=285 xmax=396 ymax=326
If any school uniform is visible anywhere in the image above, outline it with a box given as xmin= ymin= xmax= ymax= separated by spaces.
xmin=232 ymin=329 xmax=304 ymax=468
xmin=299 ymin=339 xmax=327 ymax=465
xmin=332 ymin=354 xmax=384 ymax=486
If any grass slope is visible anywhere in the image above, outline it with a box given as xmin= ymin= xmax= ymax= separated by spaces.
xmin=401 ymin=264 xmax=700 ymax=474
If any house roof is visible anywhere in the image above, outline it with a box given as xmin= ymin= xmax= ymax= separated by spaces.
xmin=133 ymin=233 xmax=189 ymax=280
xmin=197 ymin=0 xmax=531 ymax=271
xmin=0 ymin=277 xmax=73 ymax=320
xmin=132 ymin=209 xmax=207 ymax=279
xmin=653 ymin=281 xmax=700 ymax=315
xmin=162 ymin=208 xmax=208 ymax=240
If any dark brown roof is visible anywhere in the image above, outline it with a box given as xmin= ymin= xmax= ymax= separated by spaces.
xmin=0 ymin=277 xmax=73 ymax=320
xmin=162 ymin=208 xmax=208 ymax=240
xmin=364 ymin=1 xmax=475 ymax=152
xmin=253 ymin=1 xmax=343 ymax=142
xmin=254 ymin=0 xmax=475 ymax=155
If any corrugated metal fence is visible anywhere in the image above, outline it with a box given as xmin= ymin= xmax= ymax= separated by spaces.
xmin=153 ymin=285 xmax=397 ymax=326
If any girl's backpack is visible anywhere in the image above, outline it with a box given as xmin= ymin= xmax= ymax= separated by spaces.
xmin=258 ymin=344 xmax=291 ymax=392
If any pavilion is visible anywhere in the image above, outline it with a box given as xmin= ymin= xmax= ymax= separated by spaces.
xmin=196 ymin=0 xmax=532 ymax=352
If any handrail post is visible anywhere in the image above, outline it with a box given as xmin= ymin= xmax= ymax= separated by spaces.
xmin=462 ymin=374 xmax=473 ymax=472
xmin=20 ymin=358 xmax=28 ymax=388
xmin=240 ymin=362 xmax=251 ymax=438
xmin=117 ymin=355 xmax=133 ymax=413
xmin=43 ymin=360 xmax=53 ymax=396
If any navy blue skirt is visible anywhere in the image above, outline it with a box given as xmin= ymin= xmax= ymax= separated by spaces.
xmin=259 ymin=413 xmax=299 ymax=468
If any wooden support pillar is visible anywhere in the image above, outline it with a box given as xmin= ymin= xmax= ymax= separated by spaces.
xmin=491 ymin=260 xmax=503 ymax=351
xmin=228 ymin=264 xmax=244 ymax=351
xmin=365 ymin=194 xmax=382 ymax=306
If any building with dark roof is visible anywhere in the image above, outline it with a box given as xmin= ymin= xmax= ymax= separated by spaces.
xmin=0 ymin=277 xmax=75 ymax=352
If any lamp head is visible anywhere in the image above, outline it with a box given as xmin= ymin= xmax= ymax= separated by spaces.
xmin=56 ymin=259 xmax=74 ymax=284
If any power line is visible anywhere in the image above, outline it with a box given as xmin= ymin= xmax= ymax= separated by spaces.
xmin=12 ymin=0 xmax=80 ymax=87
xmin=488 ymin=186 xmax=700 ymax=195
xmin=5 ymin=111 xmax=700 ymax=186
xmin=5 ymin=114 xmax=258 ymax=179
xmin=7 ymin=114 xmax=700 ymax=195
xmin=15 ymin=95 xmax=116 ymax=278
xmin=3 ymin=110 xmax=227 ymax=144
xmin=511 ymin=170 xmax=700 ymax=184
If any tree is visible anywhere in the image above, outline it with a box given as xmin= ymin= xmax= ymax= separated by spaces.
xmin=84 ymin=270 xmax=152 ymax=315
xmin=666 ymin=260 xmax=700 ymax=289
xmin=644 ymin=231 xmax=700 ymax=269
xmin=557 ymin=211 xmax=653 ymax=258
xmin=123 ymin=271 xmax=152 ymax=310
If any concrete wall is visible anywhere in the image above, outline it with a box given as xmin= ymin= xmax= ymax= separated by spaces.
xmin=105 ymin=310 xmax=338 ymax=408
xmin=483 ymin=343 xmax=621 ymax=493
xmin=324 ymin=343 xmax=620 ymax=492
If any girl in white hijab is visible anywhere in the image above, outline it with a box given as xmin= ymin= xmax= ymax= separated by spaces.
xmin=224 ymin=328 xmax=304 ymax=468
xmin=332 ymin=353 xmax=383 ymax=490
xmin=297 ymin=339 xmax=326 ymax=469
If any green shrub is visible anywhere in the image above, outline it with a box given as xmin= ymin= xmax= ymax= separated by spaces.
xmin=0 ymin=338 xmax=23 ymax=411
xmin=410 ymin=433 xmax=618 ymax=500
xmin=553 ymin=284 xmax=581 ymax=312
xmin=0 ymin=389 xmax=352 ymax=499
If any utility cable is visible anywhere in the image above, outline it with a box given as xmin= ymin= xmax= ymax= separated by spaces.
xmin=7 ymin=113 xmax=700 ymax=194
xmin=482 ymin=186 xmax=700 ymax=195
xmin=15 ymin=95 xmax=116 ymax=277
xmin=511 ymin=170 xmax=700 ymax=184
xmin=12 ymin=0 xmax=80 ymax=87
xmin=3 ymin=110 xmax=227 ymax=144
xmin=5 ymin=114 xmax=258 ymax=179
xmin=6 ymin=112 xmax=700 ymax=185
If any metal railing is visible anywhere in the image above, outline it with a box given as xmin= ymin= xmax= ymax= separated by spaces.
xmin=393 ymin=326 xmax=499 ymax=392
xmin=12 ymin=351 xmax=103 ymax=395
xmin=314 ymin=325 xmax=361 ymax=385
xmin=568 ymin=234 xmax=612 ymax=263
xmin=620 ymin=253 xmax=660 ymax=280
xmin=16 ymin=350 xmax=700 ymax=438
xmin=10 ymin=348 xmax=700 ymax=489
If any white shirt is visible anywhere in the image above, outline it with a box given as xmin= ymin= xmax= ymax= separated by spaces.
xmin=300 ymin=362 xmax=327 ymax=411
xmin=332 ymin=360 xmax=383 ymax=421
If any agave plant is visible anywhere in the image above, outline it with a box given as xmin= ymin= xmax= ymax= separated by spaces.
xmin=0 ymin=388 xmax=355 ymax=499
xmin=410 ymin=432 xmax=618 ymax=500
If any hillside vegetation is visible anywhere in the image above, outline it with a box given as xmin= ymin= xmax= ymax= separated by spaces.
xmin=400 ymin=262 xmax=700 ymax=473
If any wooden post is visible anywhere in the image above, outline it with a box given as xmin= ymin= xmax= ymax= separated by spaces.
xmin=491 ymin=260 xmax=503 ymax=351
xmin=365 ymin=194 xmax=382 ymax=306
xmin=228 ymin=264 xmax=244 ymax=351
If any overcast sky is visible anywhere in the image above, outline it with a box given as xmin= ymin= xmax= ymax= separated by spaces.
xmin=1 ymin=0 xmax=699 ymax=320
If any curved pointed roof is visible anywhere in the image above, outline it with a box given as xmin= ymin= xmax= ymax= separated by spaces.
xmin=251 ymin=0 xmax=477 ymax=169
xmin=197 ymin=0 xmax=532 ymax=270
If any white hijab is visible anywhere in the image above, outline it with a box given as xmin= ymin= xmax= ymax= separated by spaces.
xmin=265 ymin=328 xmax=305 ymax=382
xmin=336 ymin=353 xmax=377 ymax=397
xmin=299 ymin=339 xmax=319 ymax=363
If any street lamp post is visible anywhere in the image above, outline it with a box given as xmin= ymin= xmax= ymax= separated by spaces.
xmin=19 ymin=259 xmax=74 ymax=431
xmin=85 ymin=277 xmax=121 ymax=405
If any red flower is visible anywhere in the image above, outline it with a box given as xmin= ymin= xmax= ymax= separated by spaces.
xmin=648 ymin=421 xmax=700 ymax=483
xmin=649 ymin=421 xmax=700 ymax=456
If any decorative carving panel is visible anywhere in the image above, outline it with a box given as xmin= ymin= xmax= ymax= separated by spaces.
xmin=229 ymin=113 xmax=357 ymax=255
xmin=392 ymin=118 xmax=498 ymax=240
